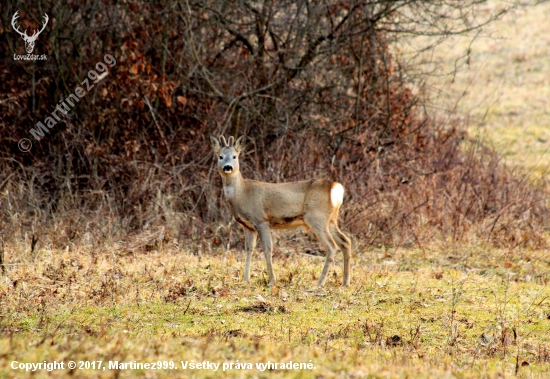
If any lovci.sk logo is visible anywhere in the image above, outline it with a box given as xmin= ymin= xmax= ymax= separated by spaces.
xmin=11 ymin=10 xmax=48 ymax=61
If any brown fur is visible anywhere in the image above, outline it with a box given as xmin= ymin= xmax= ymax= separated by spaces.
xmin=210 ymin=135 xmax=351 ymax=288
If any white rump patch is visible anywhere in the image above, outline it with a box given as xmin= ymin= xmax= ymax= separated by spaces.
xmin=330 ymin=183 xmax=345 ymax=207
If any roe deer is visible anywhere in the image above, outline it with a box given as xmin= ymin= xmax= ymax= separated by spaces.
xmin=210 ymin=135 xmax=351 ymax=288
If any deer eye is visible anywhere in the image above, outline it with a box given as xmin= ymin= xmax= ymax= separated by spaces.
xmin=219 ymin=155 xmax=223 ymax=160
xmin=232 ymin=156 xmax=236 ymax=159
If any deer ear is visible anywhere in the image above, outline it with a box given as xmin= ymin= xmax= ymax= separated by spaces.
xmin=210 ymin=136 xmax=221 ymax=153
xmin=234 ymin=136 xmax=245 ymax=153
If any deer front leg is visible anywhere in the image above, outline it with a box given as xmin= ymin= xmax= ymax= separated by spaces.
xmin=256 ymin=223 xmax=276 ymax=287
xmin=243 ymin=228 xmax=257 ymax=282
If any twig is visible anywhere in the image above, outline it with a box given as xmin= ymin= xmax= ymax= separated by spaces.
xmin=0 ymin=235 xmax=5 ymax=275
xmin=183 ymin=299 xmax=192 ymax=315
xmin=144 ymin=96 xmax=171 ymax=155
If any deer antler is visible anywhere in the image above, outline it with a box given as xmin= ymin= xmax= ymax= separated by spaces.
xmin=30 ymin=13 xmax=49 ymax=40
xmin=220 ymin=135 xmax=228 ymax=147
xmin=11 ymin=11 xmax=48 ymax=42
xmin=11 ymin=11 xmax=27 ymax=39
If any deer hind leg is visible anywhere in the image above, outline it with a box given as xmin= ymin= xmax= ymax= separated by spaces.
xmin=256 ymin=223 xmax=276 ymax=286
xmin=243 ymin=228 xmax=257 ymax=282
xmin=305 ymin=216 xmax=339 ymax=288
xmin=330 ymin=222 xmax=352 ymax=286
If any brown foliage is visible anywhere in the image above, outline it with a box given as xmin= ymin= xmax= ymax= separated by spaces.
xmin=0 ymin=0 xmax=546 ymax=250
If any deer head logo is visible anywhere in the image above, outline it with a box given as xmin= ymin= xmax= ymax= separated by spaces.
xmin=11 ymin=11 xmax=49 ymax=54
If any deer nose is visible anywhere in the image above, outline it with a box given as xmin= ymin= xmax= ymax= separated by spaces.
xmin=223 ymin=165 xmax=233 ymax=173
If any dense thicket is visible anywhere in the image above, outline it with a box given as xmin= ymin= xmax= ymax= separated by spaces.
xmin=0 ymin=0 xmax=547 ymax=250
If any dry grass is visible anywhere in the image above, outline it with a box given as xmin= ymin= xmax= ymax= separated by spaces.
xmin=1 ymin=238 xmax=549 ymax=378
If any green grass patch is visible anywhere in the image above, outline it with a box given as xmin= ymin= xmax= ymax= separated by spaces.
xmin=1 ymin=244 xmax=549 ymax=378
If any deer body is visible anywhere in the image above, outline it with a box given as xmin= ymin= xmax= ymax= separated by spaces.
xmin=211 ymin=136 xmax=351 ymax=288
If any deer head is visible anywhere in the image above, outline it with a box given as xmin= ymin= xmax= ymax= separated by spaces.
xmin=210 ymin=135 xmax=245 ymax=176
xmin=11 ymin=11 xmax=49 ymax=54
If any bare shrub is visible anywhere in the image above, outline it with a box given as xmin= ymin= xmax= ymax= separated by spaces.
xmin=0 ymin=0 xmax=546 ymax=251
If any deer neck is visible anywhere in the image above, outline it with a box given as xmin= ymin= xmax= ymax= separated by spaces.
xmin=222 ymin=172 xmax=244 ymax=200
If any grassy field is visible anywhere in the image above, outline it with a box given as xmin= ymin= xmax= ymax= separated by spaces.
xmin=400 ymin=1 xmax=550 ymax=177
xmin=1 ymin=239 xmax=549 ymax=378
